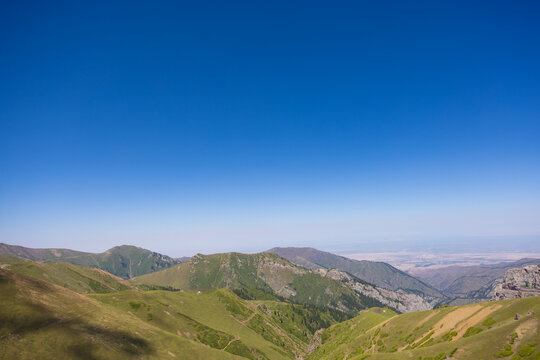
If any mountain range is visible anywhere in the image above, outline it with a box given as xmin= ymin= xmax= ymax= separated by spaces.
xmin=1 ymin=242 xmax=540 ymax=359
xmin=0 ymin=243 xmax=442 ymax=311
xmin=3 ymin=242 xmax=540 ymax=308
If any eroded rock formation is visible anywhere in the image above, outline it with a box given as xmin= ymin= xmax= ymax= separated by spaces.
xmin=493 ymin=265 xmax=540 ymax=300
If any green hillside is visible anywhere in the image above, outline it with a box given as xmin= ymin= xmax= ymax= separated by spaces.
xmin=0 ymin=254 xmax=133 ymax=293
xmin=91 ymin=289 xmax=338 ymax=359
xmin=133 ymin=252 xmax=387 ymax=318
xmin=0 ymin=243 xmax=182 ymax=279
xmin=268 ymin=247 xmax=444 ymax=301
xmin=308 ymin=297 xmax=540 ymax=359
xmin=0 ymin=267 xmax=340 ymax=359
xmin=0 ymin=268 xmax=241 ymax=359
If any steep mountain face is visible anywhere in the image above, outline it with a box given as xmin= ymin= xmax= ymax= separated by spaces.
xmin=494 ymin=265 xmax=540 ymax=300
xmin=412 ymin=258 xmax=540 ymax=302
xmin=0 ymin=243 xmax=183 ymax=279
xmin=308 ymin=297 xmax=540 ymax=360
xmin=315 ymin=268 xmax=431 ymax=313
xmin=267 ymin=247 xmax=444 ymax=303
xmin=134 ymin=252 xmax=432 ymax=315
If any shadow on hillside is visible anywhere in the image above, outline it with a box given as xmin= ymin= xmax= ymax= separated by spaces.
xmin=67 ymin=324 xmax=154 ymax=359
xmin=0 ymin=301 xmax=155 ymax=359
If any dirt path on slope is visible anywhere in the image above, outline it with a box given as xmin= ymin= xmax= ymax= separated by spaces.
xmin=402 ymin=305 xmax=482 ymax=350
xmin=454 ymin=304 xmax=502 ymax=339
xmin=429 ymin=305 xmax=483 ymax=339
xmin=511 ymin=318 xmax=539 ymax=351
xmin=241 ymin=307 xmax=259 ymax=325
xmin=402 ymin=303 xmax=502 ymax=351
xmin=222 ymin=337 xmax=239 ymax=351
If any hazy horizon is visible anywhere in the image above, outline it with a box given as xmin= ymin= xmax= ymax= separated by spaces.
xmin=3 ymin=234 xmax=540 ymax=260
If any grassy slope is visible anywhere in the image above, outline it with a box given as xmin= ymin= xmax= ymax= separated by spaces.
xmin=0 ymin=265 xmax=339 ymax=359
xmin=92 ymin=289 xmax=335 ymax=359
xmin=0 ymin=268 xmax=241 ymax=360
xmin=308 ymin=297 xmax=540 ymax=360
xmin=268 ymin=247 xmax=444 ymax=300
xmin=0 ymin=253 xmax=133 ymax=293
xmin=133 ymin=252 xmax=385 ymax=318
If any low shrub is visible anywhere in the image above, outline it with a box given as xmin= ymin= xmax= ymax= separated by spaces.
xmin=496 ymin=344 xmax=513 ymax=357
xmin=463 ymin=327 xmax=483 ymax=337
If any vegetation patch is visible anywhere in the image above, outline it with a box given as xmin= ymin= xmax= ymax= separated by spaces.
xmin=497 ymin=344 xmax=514 ymax=357
xmin=418 ymin=352 xmax=446 ymax=360
xmin=136 ymin=284 xmax=180 ymax=291
xmin=442 ymin=330 xmax=457 ymax=341
xmin=232 ymin=287 xmax=281 ymax=301
xmin=463 ymin=326 xmax=483 ymax=337
xmin=518 ymin=342 xmax=537 ymax=357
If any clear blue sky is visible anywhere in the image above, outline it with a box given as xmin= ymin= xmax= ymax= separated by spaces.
xmin=1 ymin=1 xmax=539 ymax=256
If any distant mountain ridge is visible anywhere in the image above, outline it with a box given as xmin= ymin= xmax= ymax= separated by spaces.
xmin=0 ymin=243 xmax=183 ymax=279
xmin=0 ymin=242 xmax=90 ymax=261
xmin=267 ymin=247 xmax=444 ymax=303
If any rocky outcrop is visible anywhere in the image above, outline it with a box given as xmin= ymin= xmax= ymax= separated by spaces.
xmin=306 ymin=328 xmax=324 ymax=356
xmin=493 ymin=265 xmax=540 ymax=300
xmin=317 ymin=268 xmax=432 ymax=313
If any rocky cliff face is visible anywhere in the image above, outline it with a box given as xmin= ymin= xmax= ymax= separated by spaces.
xmin=493 ymin=265 xmax=540 ymax=300
xmin=316 ymin=268 xmax=432 ymax=313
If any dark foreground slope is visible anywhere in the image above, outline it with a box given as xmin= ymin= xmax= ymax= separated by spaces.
xmin=0 ymin=267 xmax=339 ymax=359
xmin=0 ymin=243 xmax=182 ymax=279
xmin=308 ymin=297 xmax=540 ymax=360
xmin=268 ymin=247 xmax=444 ymax=302
xmin=0 ymin=268 xmax=239 ymax=359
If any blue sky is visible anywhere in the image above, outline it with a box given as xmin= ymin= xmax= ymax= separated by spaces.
xmin=1 ymin=1 xmax=539 ymax=256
